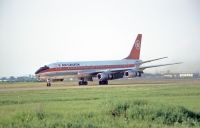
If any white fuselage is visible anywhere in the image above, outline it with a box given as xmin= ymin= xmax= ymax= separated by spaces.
xmin=36 ymin=59 xmax=141 ymax=80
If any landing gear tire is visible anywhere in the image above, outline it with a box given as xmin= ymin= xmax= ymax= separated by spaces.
xmin=99 ymin=80 xmax=108 ymax=85
xmin=79 ymin=81 xmax=88 ymax=86
xmin=137 ymin=72 xmax=142 ymax=77
xmin=47 ymin=83 xmax=51 ymax=87
xmin=46 ymin=78 xmax=51 ymax=87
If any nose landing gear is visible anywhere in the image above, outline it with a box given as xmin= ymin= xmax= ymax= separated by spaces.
xmin=47 ymin=78 xmax=51 ymax=87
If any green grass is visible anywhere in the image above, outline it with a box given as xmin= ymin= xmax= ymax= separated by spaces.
xmin=0 ymin=82 xmax=200 ymax=128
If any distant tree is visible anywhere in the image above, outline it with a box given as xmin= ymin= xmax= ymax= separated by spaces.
xmin=8 ymin=76 xmax=16 ymax=82
xmin=16 ymin=77 xmax=25 ymax=82
xmin=0 ymin=75 xmax=37 ymax=82
xmin=1 ymin=77 xmax=7 ymax=81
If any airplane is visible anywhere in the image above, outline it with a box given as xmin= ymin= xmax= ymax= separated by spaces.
xmin=35 ymin=34 xmax=181 ymax=86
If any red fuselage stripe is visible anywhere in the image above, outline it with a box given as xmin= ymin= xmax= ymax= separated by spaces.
xmin=40 ymin=64 xmax=135 ymax=74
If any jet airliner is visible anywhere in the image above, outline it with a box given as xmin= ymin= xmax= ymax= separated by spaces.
xmin=35 ymin=34 xmax=181 ymax=86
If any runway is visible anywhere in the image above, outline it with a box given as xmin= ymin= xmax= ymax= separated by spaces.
xmin=0 ymin=78 xmax=199 ymax=92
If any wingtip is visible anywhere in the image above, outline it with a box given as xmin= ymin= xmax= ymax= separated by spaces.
xmin=162 ymin=57 xmax=168 ymax=59
xmin=176 ymin=62 xmax=183 ymax=64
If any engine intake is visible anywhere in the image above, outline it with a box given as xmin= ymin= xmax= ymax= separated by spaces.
xmin=97 ymin=72 xmax=113 ymax=81
xmin=124 ymin=70 xmax=137 ymax=78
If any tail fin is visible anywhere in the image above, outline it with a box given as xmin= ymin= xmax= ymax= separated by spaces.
xmin=125 ymin=34 xmax=142 ymax=60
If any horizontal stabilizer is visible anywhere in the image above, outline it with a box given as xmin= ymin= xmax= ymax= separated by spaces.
xmin=139 ymin=62 xmax=182 ymax=70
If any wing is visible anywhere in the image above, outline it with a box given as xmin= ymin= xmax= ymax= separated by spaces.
xmin=77 ymin=67 xmax=136 ymax=81
xmin=141 ymin=57 xmax=168 ymax=64
xmin=78 ymin=67 xmax=135 ymax=77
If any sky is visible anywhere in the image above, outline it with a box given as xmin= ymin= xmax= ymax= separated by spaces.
xmin=0 ymin=0 xmax=200 ymax=77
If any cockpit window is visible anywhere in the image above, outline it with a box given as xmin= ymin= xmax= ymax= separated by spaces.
xmin=35 ymin=65 xmax=49 ymax=74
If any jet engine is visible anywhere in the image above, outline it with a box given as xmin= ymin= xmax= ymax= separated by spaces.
xmin=97 ymin=72 xmax=113 ymax=81
xmin=124 ymin=70 xmax=138 ymax=78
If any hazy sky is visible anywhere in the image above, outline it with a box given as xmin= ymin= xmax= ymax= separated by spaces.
xmin=0 ymin=0 xmax=199 ymax=77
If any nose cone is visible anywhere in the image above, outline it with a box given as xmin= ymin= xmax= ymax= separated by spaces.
xmin=35 ymin=65 xmax=49 ymax=74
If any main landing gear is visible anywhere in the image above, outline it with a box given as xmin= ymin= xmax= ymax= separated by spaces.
xmin=99 ymin=80 xmax=108 ymax=85
xmin=78 ymin=78 xmax=88 ymax=85
xmin=78 ymin=78 xmax=109 ymax=85
xmin=79 ymin=80 xmax=88 ymax=85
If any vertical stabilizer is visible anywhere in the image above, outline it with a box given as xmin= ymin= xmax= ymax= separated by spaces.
xmin=125 ymin=34 xmax=142 ymax=59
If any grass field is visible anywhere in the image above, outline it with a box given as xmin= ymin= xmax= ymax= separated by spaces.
xmin=0 ymin=79 xmax=200 ymax=128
